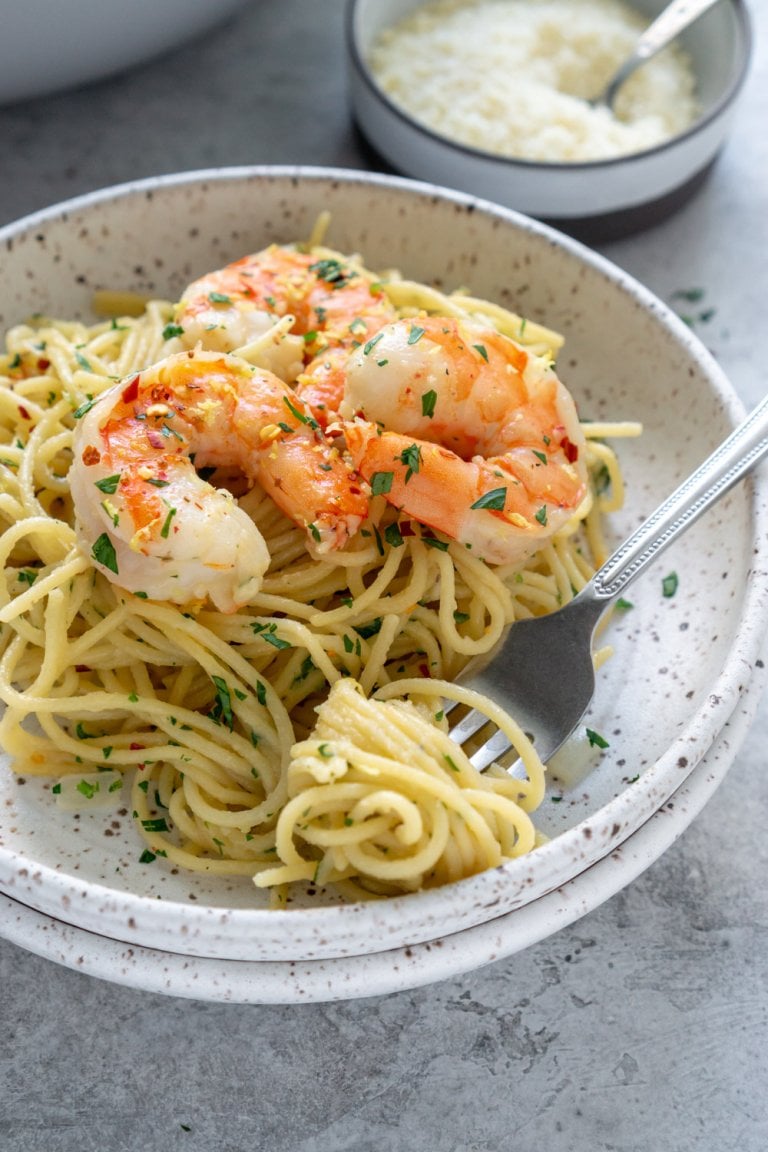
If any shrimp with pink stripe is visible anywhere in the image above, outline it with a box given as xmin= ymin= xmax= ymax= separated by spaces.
xmin=69 ymin=349 xmax=369 ymax=612
xmin=175 ymin=244 xmax=397 ymax=425
xmin=339 ymin=316 xmax=588 ymax=566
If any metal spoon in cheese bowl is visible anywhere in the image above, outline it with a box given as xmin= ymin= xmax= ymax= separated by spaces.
xmin=593 ymin=0 xmax=724 ymax=110
xmin=447 ymin=390 xmax=768 ymax=770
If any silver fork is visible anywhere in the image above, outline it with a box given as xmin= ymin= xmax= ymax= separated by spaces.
xmin=445 ymin=392 xmax=768 ymax=771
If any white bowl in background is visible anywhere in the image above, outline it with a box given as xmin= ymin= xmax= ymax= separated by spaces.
xmin=0 ymin=0 xmax=250 ymax=106
xmin=0 ymin=166 xmax=766 ymax=964
xmin=346 ymin=0 xmax=752 ymax=240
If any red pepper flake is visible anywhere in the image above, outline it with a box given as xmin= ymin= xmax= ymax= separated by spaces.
xmin=399 ymin=520 xmax=415 ymax=537
xmin=81 ymin=445 xmax=101 ymax=466
xmin=75 ymin=664 xmax=91 ymax=673
xmin=121 ymin=375 xmax=140 ymax=404
xmin=418 ymin=662 xmax=431 ymax=678
xmin=37 ymin=358 xmax=50 ymax=371
xmin=17 ymin=405 xmax=31 ymax=420
xmin=129 ymin=743 xmax=145 ymax=751
xmin=562 ymin=436 xmax=579 ymax=463
xmin=146 ymin=429 xmax=165 ymax=450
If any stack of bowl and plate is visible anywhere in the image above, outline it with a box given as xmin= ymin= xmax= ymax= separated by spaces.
xmin=0 ymin=169 xmax=766 ymax=1003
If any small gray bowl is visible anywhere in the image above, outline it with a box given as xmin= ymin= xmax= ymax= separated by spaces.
xmin=347 ymin=0 xmax=752 ymax=241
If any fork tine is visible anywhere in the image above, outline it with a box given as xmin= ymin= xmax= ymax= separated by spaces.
xmin=447 ymin=707 xmax=489 ymax=745
xmin=447 ymin=705 xmax=522 ymax=773
xmin=468 ymin=728 xmax=515 ymax=772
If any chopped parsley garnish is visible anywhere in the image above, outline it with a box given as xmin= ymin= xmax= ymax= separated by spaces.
xmin=535 ymin=506 xmax=548 ymax=526
xmin=532 ymin=449 xmax=548 ymax=464
xmin=210 ymin=675 xmax=234 ymax=729
xmin=138 ymin=849 xmax=157 ymax=864
xmin=160 ymin=506 xmax=177 ymax=538
xmin=384 ymin=522 xmax=404 ymax=548
xmin=94 ymin=474 xmax=121 ymax=494
xmin=444 ymin=754 xmax=460 ymax=773
xmin=407 ymin=324 xmax=425 ymax=345
xmin=208 ymin=291 xmax=232 ymax=305
xmin=470 ymin=487 xmax=507 ymax=511
xmin=251 ymin=621 xmax=291 ymax=650
xmin=398 ymin=443 xmax=422 ymax=482
xmin=76 ymin=779 xmax=98 ymax=799
xmin=162 ymin=323 xmax=185 ymax=340
xmin=586 ymin=729 xmax=609 ymax=749
xmin=616 ymin=597 xmax=634 ymax=611
xmin=354 ymin=617 xmax=383 ymax=640
xmin=662 ymin=572 xmax=679 ymax=598
xmin=141 ymin=817 xmax=169 ymax=833
xmin=370 ymin=470 xmax=394 ymax=496
xmin=363 ymin=332 xmax=384 ymax=356
xmin=92 ymin=533 xmax=118 ymax=574
xmin=72 ymin=396 xmax=97 ymax=419
xmin=422 ymin=534 xmax=449 ymax=551
xmin=309 ymin=258 xmax=356 ymax=287
xmin=421 ymin=389 xmax=437 ymax=418
xmin=671 ymin=287 xmax=705 ymax=303
xmin=75 ymin=352 xmax=93 ymax=372
xmin=283 ymin=395 xmax=320 ymax=431
xmin=472 ymin=343 xmax=488 ymax=362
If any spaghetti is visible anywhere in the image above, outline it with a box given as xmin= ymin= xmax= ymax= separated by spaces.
xmin=0 ymin=241 xmax=639 ymax=902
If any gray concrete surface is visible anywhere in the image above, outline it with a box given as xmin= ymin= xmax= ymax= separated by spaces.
xmin=1 ymin=3 xmax=767 ymax=1149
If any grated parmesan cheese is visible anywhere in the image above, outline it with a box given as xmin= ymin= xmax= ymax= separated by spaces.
xmin=368 ymin=0 xmax=699 ymax=163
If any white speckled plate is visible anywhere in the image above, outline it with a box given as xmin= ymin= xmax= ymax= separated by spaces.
xmin=1 ymin=661 xmax=763 ymax=1003
xmin=1 ymin=168 xmax=767 ymax=963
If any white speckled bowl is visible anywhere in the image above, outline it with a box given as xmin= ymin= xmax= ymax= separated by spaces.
xmin=347 ymin=0 xmax=752 ymax=241
xmin=1 ymin=167 xmax=767 ymax=964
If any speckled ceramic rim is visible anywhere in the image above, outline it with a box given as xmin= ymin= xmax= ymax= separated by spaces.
xmin=346 ymin=0 xmax=753 ymax=174
xmin=1 ymin=166 xmax=767 ymax=962
xmin=2 ymin=663 xmax=763 ymax=1003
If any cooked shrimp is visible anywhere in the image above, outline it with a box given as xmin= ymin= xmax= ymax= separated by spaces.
xmin=339 ymin=316 xmax=587 ymax=565
xmin=176 ymin=245 xmax=397 ymax=423
xmin=70 ymin=349 xmax=369 ymax=612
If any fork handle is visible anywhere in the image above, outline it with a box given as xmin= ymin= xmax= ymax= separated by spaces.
xmin=589 ymin=391 xmax=768 ymax=603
